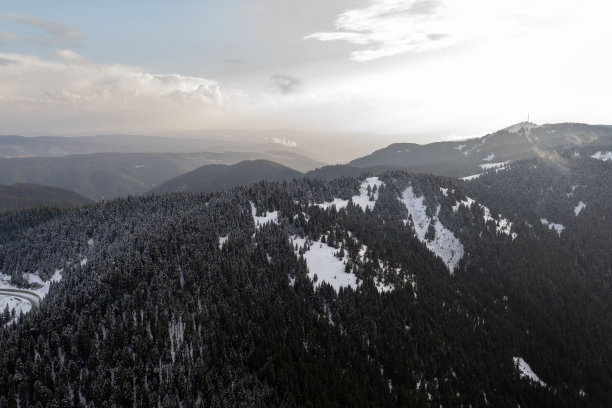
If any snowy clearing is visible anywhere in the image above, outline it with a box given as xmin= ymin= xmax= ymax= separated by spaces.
xmin=479 ymin=161 xmax=509 ymax=170
xmin=482 ymin=153 xmax=495 ymax=162
xmin=317 ymin=177 xmax=385 ymax=212
xmin=590 ymin=151 xmax=612 ymax=161
xmin=540 ymin=219 xmax=564 ymax=236
xmin=513 ymin=357 xmax=546 ymax=387
xmin=400 ymin=187 xmax=464 ymax=273
xmin=290 ymin=236 xmax=358 ymax=292
xmin=460 ymin=173 xmax=482 ymax=181
xmin=250 ymin=202 xmax=279 ymax=228
xmin=574 ymin=201 xmax=586 ymax=216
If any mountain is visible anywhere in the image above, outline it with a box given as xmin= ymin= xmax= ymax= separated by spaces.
xmin=0 ymin=183 xmax=92 ymax=212
xmin=0 ymin=167 xmax=609 ymax=406
xmin=350 ymin=122 xmax=612 ymax=178
xmin=153 ymin=159 xmax=303 ymax=193
xmin=0 ymin=151 xmax=323 ymax=200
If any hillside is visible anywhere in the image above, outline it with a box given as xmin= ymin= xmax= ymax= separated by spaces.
xmin=0 ymin=183 xmax=92 ymax=212
xmin=0 ymin=170 xmax=609 ymax=406
xmin=350 ymin=122 xmax=612 ymax=178
xmin=0 ymin=151 xmax=322 ymax=200
xmin=153 ymin=160 xmax=304 ymax=194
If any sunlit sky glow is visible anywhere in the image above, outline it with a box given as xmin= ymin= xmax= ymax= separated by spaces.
xmin=0 ymin=0 xmax=611 ymax=143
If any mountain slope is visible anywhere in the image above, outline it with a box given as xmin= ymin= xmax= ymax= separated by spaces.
xmin=350 ymin=122 xmax=612 ymax=178
xmin=153 ymin=159 xmax=303 ymax=193
xmin=0 ymin=151 xmax=322 ymax=200
xmin=0 ymin=170 xmax=609 ymax=406
xmin=0 ymin=183 xmax=92 ymax=212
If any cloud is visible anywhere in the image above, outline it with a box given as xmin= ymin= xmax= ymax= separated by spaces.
xmin=267 ymin=137 xmax=298 ymax=148
xmin=0 ymin=57 xmax=16 ymax=66
xmin=270 ymin=74 xmax=301 ymax=94
xmin=3 ymin=13 xmax=82 ymax=46
xmin=0 ymin=50 xmax=241 ymax=133
xmin=304 ymin=0 xmax=584 ymax=61
xmin=304 ymin=0 xmax=455 ymax=61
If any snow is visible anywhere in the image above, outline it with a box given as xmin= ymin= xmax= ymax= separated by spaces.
xmin=317 ymin=198 xmax=349 ymax=210
xmin=590 ymin=151 xmax=612 ymax=161
xmin=250 ymin=202 xmax=279 ymax=228
xmin=460 ymin=173 xmax=482 ymax=181
xmin=540 ymin=218 xmax=564 ymax=236
xmin=351 ymin=177 xmax=385 ymax=211
xmin=440 ymin=187 xmax=449 ymax=197
xmin=455 ymin=144 xmax=466 ymax=151
xmin=453 ymin=197 xmax=517 ymax=239
xmin=80 ymin=258 xmax=87 ymax=267
xmin=317 ymin=177 xmax=385 ymax=212
xmin=23 ymin=269 xmax=63 ymax=299
xmin=479 ymin=161 xmax=509 ymax=170
xmin=505 ymin=122 xmax=538 ymax=141
xmin=290 ymin=236 xmax=358 ymax=292
xmin=0 ymin=269 xmax=62 ymax=324
xmin=513 ymin=357 xmax=546 ymax=387
xmin=574 ymin=201 xmax=586 ymax=216
xmin=0 ymin=295 xmax=31 ymax=321
xmin=87 ymin=238 xmax=95 ymax=248
xmin=218 ymin=235 xmax=228 ymax=249
xmin=400 ymin=187 xmax=464 ymax=273
xmin=482 ymin=153 xmax=495 ymax=162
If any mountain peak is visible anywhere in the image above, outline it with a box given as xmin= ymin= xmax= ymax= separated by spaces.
xmin=503 ymin=121 xmax=538 ymax=134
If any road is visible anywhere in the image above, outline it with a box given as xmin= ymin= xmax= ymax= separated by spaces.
xmin=0 ymin=288 xmax=42 ymax=311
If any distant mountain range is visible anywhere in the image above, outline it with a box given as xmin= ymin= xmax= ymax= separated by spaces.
xmin=2 ymin=122 xmax=612 ymax=206
xmin=0 ymin=151 xmax=323 ymax=200
xmin=349 ymin=122 xmax=612 ymax=177
xmin=0 ymin=183 xmax=92 ymax=212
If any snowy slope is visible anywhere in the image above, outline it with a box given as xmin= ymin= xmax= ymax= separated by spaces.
xmin=513 ymin=357 xmax=546 ymax=387
xmin=400 ymin=187 xmax=464 ymax=273
xmin=291 ymin=236 xmax=358 ymax=292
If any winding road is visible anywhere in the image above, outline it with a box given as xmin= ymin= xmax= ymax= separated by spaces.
xmin=0 ymin=288 xmax=42 ymax=311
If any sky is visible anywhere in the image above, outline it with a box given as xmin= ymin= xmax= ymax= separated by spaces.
xmin=0 ymin=0 xmax=611 ymax=143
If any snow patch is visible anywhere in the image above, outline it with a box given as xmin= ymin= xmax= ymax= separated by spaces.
xmin=513 ymin=357 xmax=546 ymax=387
xmin=440 ymin=187 xmax=449 ymax=197
xmin=351 ymin=177 xmax=384 ymax=211
xmin=317 ymin=177 xmax=385 ymax=212
xmin=400 ymin=187 xmax=464 ymax=273
xmin=317 ymin=198 xmax=349 ymax=210
xmin=251 ymin=202 xmax=279 ymax=228
xmin=218 ymin=235 xmax=228 ymax=249
xmin=290 ymin=236 xmax=358 ymax=292
xmin=460 ymin=173 xmax=482 ymax=181
xmin=455 ymin=144 xmax=466 ymax=151
xmin=453 ymin=197 xmax=517 ymax=239
xmin=479 ymin=161 xmax=509 ymax=170
xmin=540 ymin=218 xmax=564 ymax=236
xmin=80 ymin=258 xmax=87 ymax=267
xmin=574 ymin=201 xmax=586 ymax=216
xmin=482 ymin=153 xmax=495 ymax=162
xmin=591 ymin=151 xmax=612 ymax=161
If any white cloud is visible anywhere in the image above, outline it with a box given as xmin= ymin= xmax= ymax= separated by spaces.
xmin=267 ymin=137 xmax=298 ymax=147
xmin=304 ymin=0 xmax=589 ymax=61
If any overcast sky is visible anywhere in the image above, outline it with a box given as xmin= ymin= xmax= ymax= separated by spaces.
xmin=0 ymin=0 xmax=611 ymax=143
